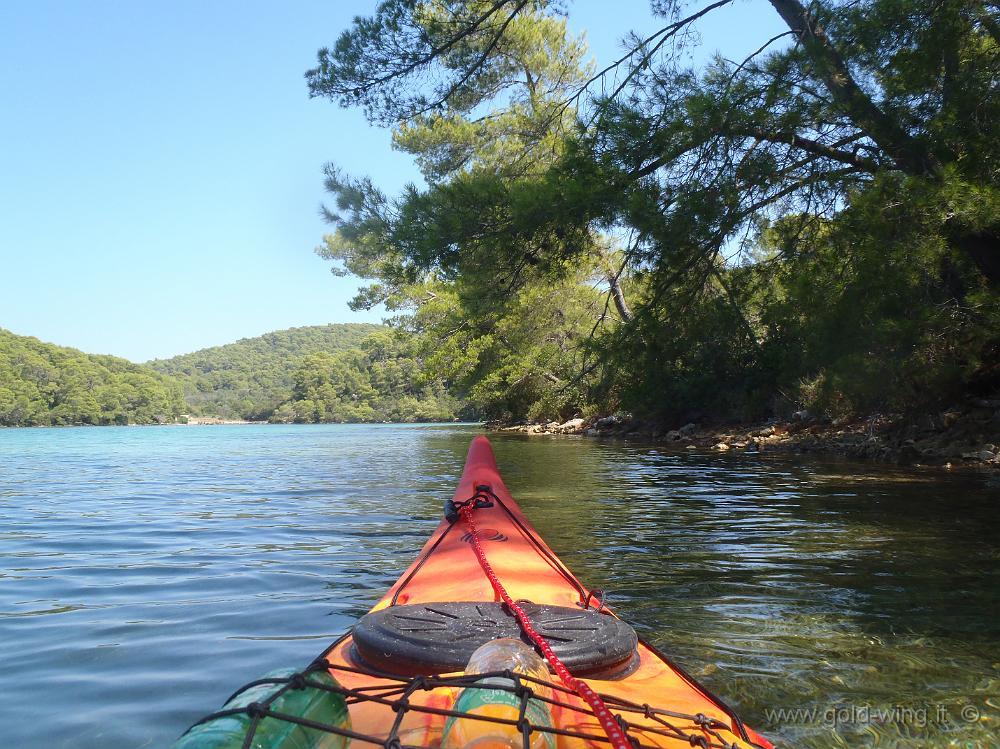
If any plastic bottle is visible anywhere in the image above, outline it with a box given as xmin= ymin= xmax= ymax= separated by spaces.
xmin=172 ymin=668 xmax=351 ymax=749
xmin=441 ymin=639 xmax=555 ymax=749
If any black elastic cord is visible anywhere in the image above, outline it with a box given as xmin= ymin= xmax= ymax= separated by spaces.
xmin=179 ymin=658 xmax=752 ymax=749
xmin=488 ymin=492 xmax=591 ymax=605
xmin=389 ymin=521 xmax=458 ymax=606
xmin=638 ymin=637 xmax=767 ymax=749
xmin=445 ymin=485 xmax=496 ymax=523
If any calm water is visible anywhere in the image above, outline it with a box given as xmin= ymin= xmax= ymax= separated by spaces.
xmin=1 ymin=424 xmax=997 ymax=748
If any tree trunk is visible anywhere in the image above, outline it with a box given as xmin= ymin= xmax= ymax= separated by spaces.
xmin=607 ymin=272 xmax=634 ymax=322
xmin=766 ymin=0 xmax=936 ymax=176
xmin=768 ymin=0 xmax=1000 ymax=287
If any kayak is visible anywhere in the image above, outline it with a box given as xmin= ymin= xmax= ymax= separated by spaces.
xmin=179 ymin=436 xmax=773 ymax=749
xmin=322 ymin=436 xmax=772 ymax=749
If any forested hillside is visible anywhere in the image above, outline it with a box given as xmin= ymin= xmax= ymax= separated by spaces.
xmin=270 ymin=329 xmax=462 ymax=423
xmin=148 ymin=323 xmax=385 ymax=419
xmin=0 ymin=329 xmax=184 ymax=426
xmin=308 ymin=0 xmax=1000 ymax=424
xmin=149 ymin=322 xmax=463 ymax=423
xmin=0 ymin=323 xmax=462 ymax=427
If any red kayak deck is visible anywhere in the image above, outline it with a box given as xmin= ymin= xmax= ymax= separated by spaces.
xmin=321 ymin=436 xmax=772 ymax=749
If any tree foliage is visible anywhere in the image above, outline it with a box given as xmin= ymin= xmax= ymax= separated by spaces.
xmin=307 ymin=0 xmax=568 ymax=127
xmin=148 ymin=324 xmax=383 ymax=419
xmin=269 ymin=330 xmax=463 ymax=423
xmin=310 ymin=0 xmax=1000 ymax=421
xmin=398 ymin=270 xmax=610 ymax=421
xmin=0 ymin=329 xmax=184 ymax=426
xmin=1 ymin=324 xmax=462 ymax=427
xmin=311 ymin=1 xmax=633 ymax=420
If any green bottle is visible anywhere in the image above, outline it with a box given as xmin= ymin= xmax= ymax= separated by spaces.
xmin=173 ymin=668 xmax=351 ymax=749
xmin=442 ymin=639 xmax=555 ymax=749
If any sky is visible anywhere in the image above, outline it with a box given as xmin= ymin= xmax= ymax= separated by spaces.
xmin=0 ymin=1 xmax=784 ymax=362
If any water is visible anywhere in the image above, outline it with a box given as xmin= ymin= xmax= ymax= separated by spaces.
xmin=0 ymin=424 xmax=997 ymax=748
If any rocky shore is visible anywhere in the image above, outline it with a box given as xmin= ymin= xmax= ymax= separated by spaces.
xmin=496 ymin=398 xmax=1000 ymax=469
xmin=180 ymin=415 xmax=258 ymax=425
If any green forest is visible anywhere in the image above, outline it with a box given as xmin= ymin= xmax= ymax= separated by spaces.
xmin=305 ymin=0 xmax=1000 ymax=424
xmin=0 ymin=329 xmax=185 ymax=426
xmin=269 ymin=329 xmax=463 ymax=423
xmin=147 ymin=323 xmax=384 ymax=420
xmin=0 ymin=325 xmax=464 ymax=427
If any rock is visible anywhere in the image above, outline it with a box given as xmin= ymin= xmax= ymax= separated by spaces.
xmin=792 ymin=409 xmax=811 ymax=422
xmin=940 ymin=410 xmax=962 ymax=428
xmin=583 ymin=428 xmax=599 ymax=437
xmin=559 ymin=418 xmax=585 ymax=431
xmin=983 ymin=444 xmax=997 ymax=453
xmin=714 ymin=442 xmax=730 ymax=451
xmin=622 ymin=419 xmax=643 ymax=434
xmin=679 ymin=422 xmax=697 ymax=436
xmin=595 ymin=415 xmax=620 ymax=429
xmin=963 ymin=450 xmax=998 ymax=462
xmin=754 ymin=425 xmax=776 ymax=437
xmin=665 ymin=430 xmax=682 ymax=441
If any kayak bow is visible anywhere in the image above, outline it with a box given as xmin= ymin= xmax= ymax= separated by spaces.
xmin=316 ymin=436 xmax=773 ymax=749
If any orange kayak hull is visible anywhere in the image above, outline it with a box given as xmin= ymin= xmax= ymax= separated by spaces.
xmin=322 ymin=436 xmax=772 ymax=749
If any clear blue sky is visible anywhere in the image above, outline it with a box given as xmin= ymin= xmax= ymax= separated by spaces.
xmin=0 ymin=1 xmax=783 ymax=362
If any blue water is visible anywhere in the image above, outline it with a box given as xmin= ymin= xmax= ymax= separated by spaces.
xmin=1 ymin=424 xmax=997 ymax=748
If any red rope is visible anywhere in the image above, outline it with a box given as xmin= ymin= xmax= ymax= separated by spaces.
xmin=459 ymin=502 xmax=632 ymax=749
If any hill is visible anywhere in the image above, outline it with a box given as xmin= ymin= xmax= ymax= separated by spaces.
xmin=269 ymin=329 xmax=463 ymax=424
xmin=0 ymin=328 xmax=185 ymax=426
xmin=147 ymin=323 xmax=384 ymax=419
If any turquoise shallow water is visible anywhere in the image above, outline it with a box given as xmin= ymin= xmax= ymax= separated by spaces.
xmin=1 ymin=424 xmax=997 ymax=748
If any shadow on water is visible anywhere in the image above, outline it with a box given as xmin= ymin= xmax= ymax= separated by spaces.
xmin=0 ymin=424 xmax=996 ymax=748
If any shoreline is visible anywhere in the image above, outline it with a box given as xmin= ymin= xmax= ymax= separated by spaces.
xmin=495 ymin=401 xmax=1000 ymax=470
xmin=180 ymin=416 xmax=259 ymax=425
xmin=1 ymin=419 xmax=473 ymax=428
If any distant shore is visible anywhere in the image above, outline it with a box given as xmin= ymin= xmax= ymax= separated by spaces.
xmin=496 ymin=400 xmax=1000 ymax=470
xmin=180 ymin=416 xmax=260 ymax=425
xmin=2 ymin=418 xmax=473 ymax=428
